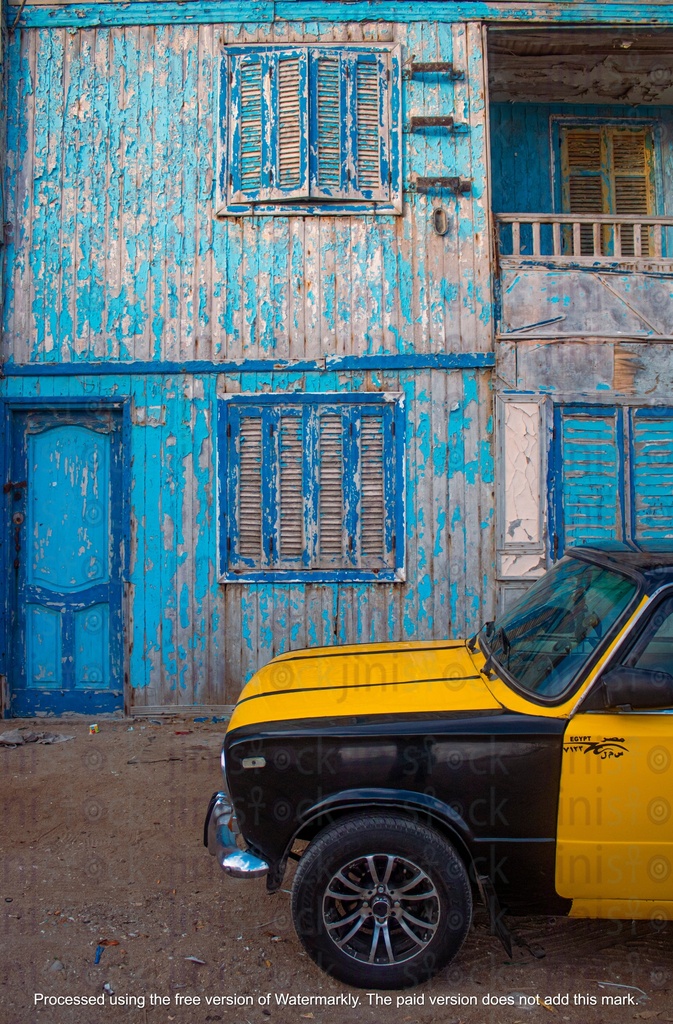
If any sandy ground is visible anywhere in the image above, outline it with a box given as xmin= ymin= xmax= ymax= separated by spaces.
xmin=1 ymin=718 xmax=671 ymax=1024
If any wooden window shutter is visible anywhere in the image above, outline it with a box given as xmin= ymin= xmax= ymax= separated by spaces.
xmin=359 ymin=409 xmax=386 ymax=564
xmin=317 ymin=411 xmax=346 ymax=564
xmin=611 ymin=128 xmax=654 ymax=255
xmin=310 ymin=50 xmax=388 ymax=201
xmin=313 ymin=53 xmax=342 ymax=191
xmin=562 ymin=128 xmax=604 ymax=215
xmin=561 ymin=128 xmax=604 ymax=254
xmin=278 ymin=413 xmax=305 ymax=562
xmin=236 ymin=413 xmax=264 ymax=561
xmin=230 ymin=54 xmax=265 ymax=202
xmin=561 ymin=125 xmax=655 ymax=255
xmin=222 ymin=395 xmax=403 ymax=579
xmin=229 ymin=50 xmax=308 ymax=203
xmin=631 ymin=411 xmax=673 ymax=543
xmin=611 ymin=129 xmax=653 ymax=217
xmin=352 ymin=53 xmax=387 ymax=198
xmin=556 ymin=408 xmax=624 ymax=553
xmin=273 ymin=52 xmax=309 ymax=199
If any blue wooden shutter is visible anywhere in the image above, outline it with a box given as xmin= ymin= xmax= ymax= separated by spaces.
xmin=277 ymin=410 xmax=306 ymax=565
xmin=229 ymin=53 xmax=265 ymax=202
xmin=552 ymin=406 xmax=624 ymax=556
xmin=229 ymin=407 xmax=265 ymax=567
xmin=310 ymin=49 xmax=389 ymax=201
xmin=274 ymin=51 xmax=309 ymax=199
xmin=229 ymin=49 xmax=308 ymax=204
xmin=316 ymin=409 xmax=346 ymax=566
xmin=350 ymin=52 xmax=388 ymax=199
xmin=631 ymin=409 xmax=673 ymax=543
xmin=222 ymin=396 xmax=403 ymax=579
xmin=358 ymin=406 xmax=393 ymax=567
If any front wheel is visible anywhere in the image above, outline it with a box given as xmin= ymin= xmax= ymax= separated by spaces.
xmin=291 ymin=814 xmax=472 ymax=989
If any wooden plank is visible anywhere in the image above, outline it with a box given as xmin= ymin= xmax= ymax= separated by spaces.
xmin=195 ymin=23 xmax=216 ymax=362
xmin=13 ymin=1 xmax=673 ymax=28
xmin=430 ymin=367 xmax=450 ymax=639
xmin=7 ymin=31 xmax=36 ymax=362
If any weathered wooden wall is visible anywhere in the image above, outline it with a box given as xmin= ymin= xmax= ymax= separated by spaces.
xmin=4 ymin=368 xmax=493 ymax=708
xmin=1 ymin=17 xmax=496 ymax=709
xmin=3 ymin=21 xmax=491 ymax=363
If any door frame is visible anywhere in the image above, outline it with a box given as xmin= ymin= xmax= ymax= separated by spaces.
xmin=1 ymin=397 xmax=131 ymax=717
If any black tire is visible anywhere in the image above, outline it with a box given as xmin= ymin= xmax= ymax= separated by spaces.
xmin=291 ymin=814 xmax=472 ymax=989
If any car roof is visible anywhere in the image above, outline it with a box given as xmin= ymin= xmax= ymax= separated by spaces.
xmin=567 ymin=542 xmax=673 ymax=591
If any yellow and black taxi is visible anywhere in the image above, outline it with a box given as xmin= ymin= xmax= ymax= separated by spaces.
xmin=205 ymin=544 xmax=673 ymax=989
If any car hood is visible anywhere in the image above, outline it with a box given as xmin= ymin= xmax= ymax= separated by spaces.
xmin=227 ymin=640 xmax=503 ymax=732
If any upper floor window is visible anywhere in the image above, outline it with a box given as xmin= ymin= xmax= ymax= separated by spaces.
xmin=217 ymin=44 xmax=402 ymax=216
xmin=219 ymin=393 xmax=405 ymax=582
xmin=559 ymin=123 xmax=656 ymax=254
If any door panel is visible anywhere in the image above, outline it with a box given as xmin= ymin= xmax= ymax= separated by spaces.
xmin=9 ymin=408 xmax=124 ymax=716
xmin=557 ymin=712 xmax=673 ymax=904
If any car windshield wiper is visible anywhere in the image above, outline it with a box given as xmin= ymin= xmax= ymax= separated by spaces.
xmin=467 ymin=619 xmax=495 ymax=653
xmin=481 ymin=626 xmax=510 ymax=677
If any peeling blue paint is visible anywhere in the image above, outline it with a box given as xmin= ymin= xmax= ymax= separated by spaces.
xmin=1 ymin=10 xmax=504 ymax=712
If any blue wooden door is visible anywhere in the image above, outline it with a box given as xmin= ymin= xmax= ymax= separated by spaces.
xmin=9 ymin=408 xmax=124 ymax=716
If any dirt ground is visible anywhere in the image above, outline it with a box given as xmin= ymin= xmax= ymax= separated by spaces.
xmin=1 ymin=718 xmax=671 ymax=1024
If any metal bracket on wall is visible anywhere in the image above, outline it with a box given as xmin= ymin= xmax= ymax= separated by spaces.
xmin=407 ymin=115 xmax=456 ymax=133
xmin=402 ymin=60 xmax=464 ymax=81
xmin=411 ymin=177 xmax=473 ymax=195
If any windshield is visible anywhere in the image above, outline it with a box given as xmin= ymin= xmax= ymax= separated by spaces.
xmin=479 ymin=556 xmax=639 ymax=700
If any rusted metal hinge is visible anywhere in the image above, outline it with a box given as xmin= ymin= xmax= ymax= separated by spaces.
xmin=4 ymin=480 xmax=27 ymax=495
xmin=407 ymin=115 xmax=455 ymax=133
xmin=403 ymin=60 xmax=464 ymax=81
xmin=409 ymin=177 xmax=472 ymax=196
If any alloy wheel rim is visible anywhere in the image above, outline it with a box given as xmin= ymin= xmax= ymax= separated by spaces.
xmin=322 ymin=853 xmax=440 ymax=965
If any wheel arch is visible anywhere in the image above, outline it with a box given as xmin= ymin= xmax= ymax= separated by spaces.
xmin=269 ymin=788 xmax=477 ymax=892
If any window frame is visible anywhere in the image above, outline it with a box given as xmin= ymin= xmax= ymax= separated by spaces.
xmin=217 ymin=43 xmax=403 ymax=216
xmin=218 ymin=392 xmax=406 ymax=583
xmin=550 ymin=115 xmax=662 ymax=218
xmin=548 ymin=404 xmax=673 ymax=559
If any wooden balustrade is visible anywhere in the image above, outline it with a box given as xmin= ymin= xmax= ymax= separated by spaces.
xmin=495 ymin=213 xmax=673 ymax=263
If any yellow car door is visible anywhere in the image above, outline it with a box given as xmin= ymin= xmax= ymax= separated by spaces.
xmin=556 ymin=594 xmax=673 ymax=919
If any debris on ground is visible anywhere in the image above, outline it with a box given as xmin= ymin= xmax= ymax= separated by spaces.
xmin=0 ymin=729 xmax=74 ymax=746
xmin=596 ymin=982 xmax=649 ymax=1004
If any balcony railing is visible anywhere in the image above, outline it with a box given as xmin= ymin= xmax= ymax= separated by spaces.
xmin=495 ymin=213 xmax=673 ymax=264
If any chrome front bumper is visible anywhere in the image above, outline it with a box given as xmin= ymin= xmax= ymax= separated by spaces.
xmin=204 ymin=791 xmax=269 ymax=879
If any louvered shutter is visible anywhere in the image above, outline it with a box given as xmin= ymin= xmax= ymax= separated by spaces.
xmin=229 ymin=53 xmax=265 ymax=202
xmin=312 ymin=53 xmax=342 ymax=193
xmin=317 ymin=411 xmax=346 ymax=565
xmin=222 ymin=396 xmax=403 ymax=579
xmin=561 ymin=126 xmax=654 ymax=256
xmin=359 ymin=408 xmax=387 ymax=565
xmin=352 ymin=54 xmax=387 ymax=198
xmin=232 ymin=410 xmax=265 ymax=566
xmin=310 ymin=50 xmax=389 ymax=201
xmin=278 ymin=412 xmax=305 ymax=564
xmin=631 ymin=411 xmax=673 ymax=542
xmin=556 ymin=408 xmax=624 ymax=552
xmin=229 ymin=49 xmax=308 ymax=204
xmin=561 ymin=128 xmax=604 ymax=255
xmin=611 ymin=129 xmax=654 ymax=256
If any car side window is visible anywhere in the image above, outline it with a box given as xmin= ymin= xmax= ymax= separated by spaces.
xmin=624 ymin=596 xmax=673 ymax=678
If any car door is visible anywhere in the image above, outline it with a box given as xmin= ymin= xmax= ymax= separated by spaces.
xmin=556 ymin=593 xmax=673 ymax=914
